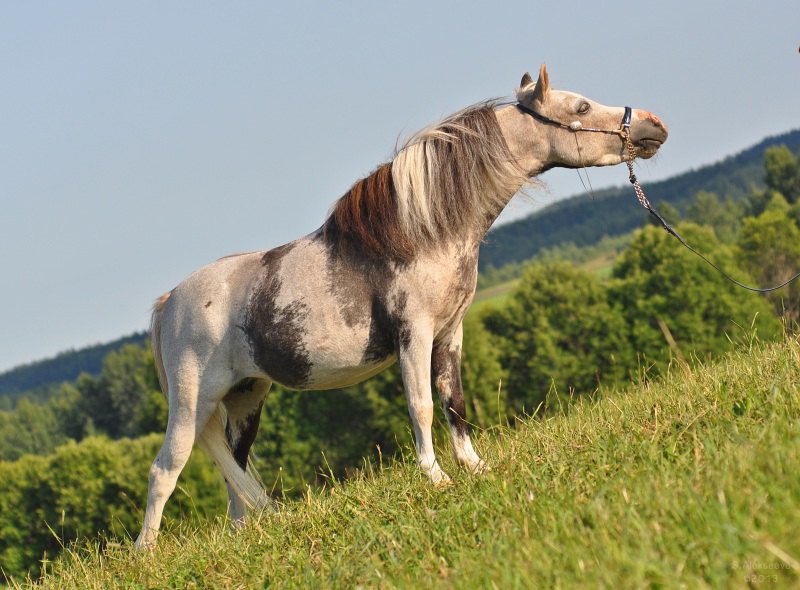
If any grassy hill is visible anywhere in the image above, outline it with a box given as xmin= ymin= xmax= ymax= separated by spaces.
xmin=25 ymin=338 xmax=800 ymax=589
xmin=480 ymin=128 xmax=800 ymax=270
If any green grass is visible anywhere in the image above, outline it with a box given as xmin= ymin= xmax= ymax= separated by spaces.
xmin=19 ymin=339 xmax=800 ymax=589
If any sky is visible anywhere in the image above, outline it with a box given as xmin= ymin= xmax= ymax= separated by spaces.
xmin=1 ymin=1 xmax=798 ymax=372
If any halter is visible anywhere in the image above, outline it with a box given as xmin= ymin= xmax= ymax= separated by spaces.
xmin=516 ymin=102 xmax=632 ymax=197
xmin=516 ymin=103 xmax=632 ymax=137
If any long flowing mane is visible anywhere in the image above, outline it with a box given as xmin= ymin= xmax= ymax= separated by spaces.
xmin=322 ymin=102 xmax=529 ymax=260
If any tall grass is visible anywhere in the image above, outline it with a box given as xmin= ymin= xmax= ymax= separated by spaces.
xmin=15 ymin=339 xmax=800 ymax=589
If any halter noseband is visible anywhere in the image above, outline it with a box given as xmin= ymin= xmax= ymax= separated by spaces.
xmin=516 ymin=103 xmax=632 ymax=137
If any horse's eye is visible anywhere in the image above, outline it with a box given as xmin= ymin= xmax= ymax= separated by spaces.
xmin=578 ymin=102 xmax=591 ymax=115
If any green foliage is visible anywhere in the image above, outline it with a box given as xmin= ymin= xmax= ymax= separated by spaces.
xmin=77 ymin=344 xmax=163 ymax=439
xmin=747 ymin=145 xmax=800 ymax=217
xmin=610 ymin=224 xmax=782 ymax=372
xmin=253 ymin=371 xmax=411 ymax=495
xmin=764 ymin=145 xmax=800 ymax=203
xmin=28 ymin=339 xmax=800 ymax=590
xmin=738 ymin=194 xmax=800 ymax=324
xmin=0 ymin=401 xmax=66 ymax=462
xmin=685 ymin=190 xmax=744 ymax=243
xmin=482 ymin=261 xmax=630 ymax=412
xmin=459 ymin=313 xmax=507 ymax=427
xmin=0 ymin=345 xmax=165 ymax=460
xmin=0 ymin=434 xmax=225 ymax=581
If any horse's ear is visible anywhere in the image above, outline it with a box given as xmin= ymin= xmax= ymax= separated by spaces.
xmin=520 ymin=72 xmax=534 ymax=88
xmin=531 ymin=63 xmax=550 ymax=104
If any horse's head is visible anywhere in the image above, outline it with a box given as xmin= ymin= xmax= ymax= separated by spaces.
xmin=506 ymin=64 xmax=668 ymax=173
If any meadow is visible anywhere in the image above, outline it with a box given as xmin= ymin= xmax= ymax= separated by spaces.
xmin=22 ymin=338 xmax=799 ymax=589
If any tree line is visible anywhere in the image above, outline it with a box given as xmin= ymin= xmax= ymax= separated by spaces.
xmin=1 ymin=145 xmax=799 ymax=581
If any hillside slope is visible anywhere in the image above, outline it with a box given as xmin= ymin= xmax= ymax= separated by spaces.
xmin=0 ymin=333 xmax=147 ymax=399
xmin=480 ymin=128 xmax=800 ymax=270
xmin=30 ymin=339 xmax=800 ymax=589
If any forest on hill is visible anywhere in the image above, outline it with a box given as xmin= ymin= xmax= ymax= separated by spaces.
xmin=0 ymin=333 xmax=147 ymax=406
xmin=2 ymin=139 xmax=800 ymax=581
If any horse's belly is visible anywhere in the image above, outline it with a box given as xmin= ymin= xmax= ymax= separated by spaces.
xmin=299 ymin=322 xmax=396 ymax=390
xmin=303 ymin=354 xmax=396 ymax=390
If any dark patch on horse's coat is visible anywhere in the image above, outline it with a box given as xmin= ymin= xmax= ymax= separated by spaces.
xmin=244 ymin=243 xmax=313 ymax=388
xmin=228 ymin=377 xmax=258 ymax=395
xmin=362 ymin=291 xmax=411 ymax=362
xmin=226 ymin=401 xmax=264 ymax=470
xmin=205 ymin=300 xmax=213 ymax=308
xmin=320 ymin=246 xmax=376 ymax=329
xmin=432 ymin=346 xmax=468 ymax=437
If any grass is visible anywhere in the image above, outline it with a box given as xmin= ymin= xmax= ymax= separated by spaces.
xmin=18 ymin=339 xmax=800 ymax=589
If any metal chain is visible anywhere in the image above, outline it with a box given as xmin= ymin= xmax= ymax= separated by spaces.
xmin=623 ymin=130 xmax=652 ymax=210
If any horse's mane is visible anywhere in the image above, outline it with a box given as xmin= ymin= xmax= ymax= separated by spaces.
xmin=322 ymin=102 xmax=529 ymax=261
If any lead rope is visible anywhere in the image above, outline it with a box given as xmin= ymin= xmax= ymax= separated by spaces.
xmin=622 ymin=130 xmax=800 ymax=293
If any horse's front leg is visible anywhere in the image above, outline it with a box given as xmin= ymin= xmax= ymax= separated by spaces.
xmin=432 ymin=322 xmax=487 ymax=474
xmin=398 ymin=328 xmax=451 ymax=486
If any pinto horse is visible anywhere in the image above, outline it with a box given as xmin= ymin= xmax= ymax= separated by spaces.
xmin=135 ymin=64 xmax=667 ymax=549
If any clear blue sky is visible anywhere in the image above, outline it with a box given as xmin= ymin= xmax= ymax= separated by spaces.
xmin=2 ymin=1 xmax=798 ymax=372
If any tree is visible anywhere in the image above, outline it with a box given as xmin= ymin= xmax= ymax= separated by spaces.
xmin=609 ymin=224 xmax=782 ymax=374
xmin=482 ymin=261 xmax=630 ymax=413
xmin=685 ymin=191 xmax=743 ymax=243
xmin=738 ymin=193 xmax=800 ymax=326
xmin=747 ymin=145 xmax=800 ymax=217
xmin=764 ymin=145 xmax=800 ymax=203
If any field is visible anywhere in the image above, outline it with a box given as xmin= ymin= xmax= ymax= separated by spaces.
xmin=23 ymin=338 xmax=800 ymax=589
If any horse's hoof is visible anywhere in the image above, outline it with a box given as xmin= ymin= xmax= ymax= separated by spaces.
xmin=429 ymin=468 xmax=452 ymax=488
xmin=433 ymin=475 xmax=454 ymax=489
xmin=472 ymin=460 xmax=491 ymax=475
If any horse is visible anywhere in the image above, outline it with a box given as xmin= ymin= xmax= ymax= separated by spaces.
xmin=134 ymin=64 xmax=668 ymax=549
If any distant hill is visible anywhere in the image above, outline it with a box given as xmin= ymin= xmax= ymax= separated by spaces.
xmin=479 ymin=129 xmax=800 ymax=270
xmin=0 ymin=333 xmax=148 ymax=398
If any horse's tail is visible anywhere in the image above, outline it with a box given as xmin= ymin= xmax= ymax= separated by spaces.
xmin=198 ymin=407 xmax=271 ymax=513
xmin=150 ymin=291 xmax=171 ymax=395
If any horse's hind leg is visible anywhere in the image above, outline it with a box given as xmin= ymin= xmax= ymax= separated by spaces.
xmin=432 ymin=324 xmax=486 ymax=473
xmin=134 ymin=365 xmax=226 ymax=550
xmin=222 ymin=378 xmax=271 ymax=523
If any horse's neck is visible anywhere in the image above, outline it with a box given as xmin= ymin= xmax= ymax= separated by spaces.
xmin=495 ymin=104 xmax=552 ymax=177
